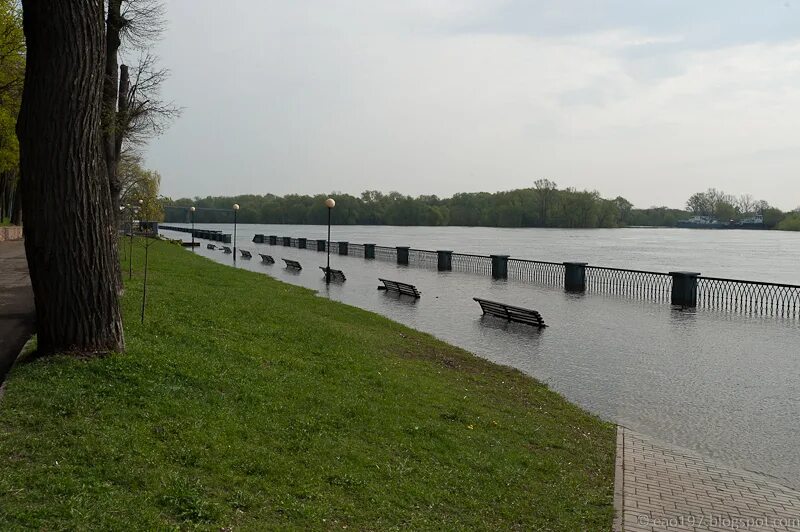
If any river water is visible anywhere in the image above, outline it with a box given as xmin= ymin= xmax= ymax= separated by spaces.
xmin=160 ymin=224 xmax=800 ymax=488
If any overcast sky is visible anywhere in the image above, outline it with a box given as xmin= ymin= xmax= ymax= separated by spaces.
xmin=145 ymin=0 xmax=800 ymax=209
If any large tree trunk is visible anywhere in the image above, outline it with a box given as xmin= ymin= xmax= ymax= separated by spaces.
xmin=103 ymin=0 xmax=123 ymax=223
xmin=17 ymin=0 xmax=124 ymax=355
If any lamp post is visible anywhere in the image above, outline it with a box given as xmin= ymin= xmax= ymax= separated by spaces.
xmin=233 ymin=203 xmax=240 ymax=263
xmin=190 ymin=206 xmax=196 ymax=250
xmin=324 ymin=197 xmax=336 ymax=284
xmin=127 ymin=203 xmax=134 ymax=279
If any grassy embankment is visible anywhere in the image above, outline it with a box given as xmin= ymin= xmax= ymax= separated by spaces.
xmin=0 ymin=240 xmax=615 ymax=529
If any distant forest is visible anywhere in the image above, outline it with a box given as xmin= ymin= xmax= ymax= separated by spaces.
xmin=164 ymin=182 xmax=800 ymax=230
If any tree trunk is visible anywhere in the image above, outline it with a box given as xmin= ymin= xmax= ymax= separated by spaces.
xmin=103 ymin=0 xmax=123 ymax=223
xmin=17 ymin=0 xmax=124 ymax=355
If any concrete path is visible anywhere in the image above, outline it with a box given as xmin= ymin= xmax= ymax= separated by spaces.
xmin=0 ymin=240 xmax=34 ymax=386
xmin=615 ymin=427 xmax=800 ymax=531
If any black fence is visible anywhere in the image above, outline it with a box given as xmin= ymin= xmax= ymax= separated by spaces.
xmin=697 ymin=277 xmax=800 ymax=318
xmin=585 ymin=266 xmax=672 ymax=303
xmin=177 ymin=229 xmax=800 ymax=319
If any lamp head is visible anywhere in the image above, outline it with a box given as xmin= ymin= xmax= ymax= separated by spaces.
xmin=233 ymin=203 xmax=240 ymax=211
xmin=138 ymin=199 xmax=144 ymax=205
xmin=190 ymin=206 xmax=196 ymax=212
xmin=325 ymin=198 xmax=336 ymax=209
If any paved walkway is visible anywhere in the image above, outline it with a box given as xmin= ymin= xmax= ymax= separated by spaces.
xmin=0 ymin=240 xmax=34 ymax=387
xmin=615 ymin=427 xmax=800 ymax=531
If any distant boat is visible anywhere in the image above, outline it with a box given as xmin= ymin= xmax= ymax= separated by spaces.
xmin=676 ymin=214 xmax=765 ymax=230
xmin=676 ymin=215 xmax=728 ymax=229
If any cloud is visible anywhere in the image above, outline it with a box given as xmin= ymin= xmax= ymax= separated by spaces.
xmin=146 ymin=1 xmax=800 ymax=209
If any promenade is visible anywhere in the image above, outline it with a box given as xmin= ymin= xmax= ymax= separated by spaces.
xmin=616 ymin=427 xmax=800 ymax=531
xmin=0 ymin=240 xmax=34 ymax=386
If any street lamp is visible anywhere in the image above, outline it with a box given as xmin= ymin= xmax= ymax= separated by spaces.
xmin=127 ymin=203 xmax=135 ymax=279
xmin=190 ymin=206 xmax=196 ymax=250
xmin=324 ymin=197 xmax=335 ymax=284
xmin=233 ymin=203 xmax=240 ymax=263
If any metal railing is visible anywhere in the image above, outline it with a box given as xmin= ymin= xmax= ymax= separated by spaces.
xmin=189 ymin=230 xmax=800 ymax=320
xmin=349 ymin=243 xmax=365 ymax=258
xmin=408 ymin=249 xmax=437 ymax=269
xmin=452 ymin=253 xmax=492 ymax=275
xmin=697 ymin=277 xmax=800 ymax=318
xmin=508 ymin=259 xmax=564 ymax=287
xmin=586 ymin=266 xmax=672 ymax=303
xmin=375 ymin=245 xmax=397 ymax=262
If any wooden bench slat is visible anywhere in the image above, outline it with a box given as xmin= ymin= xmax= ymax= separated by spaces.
xmin=240 ymin=249 xmax=252 ymax=258
xmin=378 ymin=278 xmax=421 ymax=298
xmin=320 ymin=267 xmax=346 ymax=281
xmin=222 ymin=246 xmax=232 ymax=253
xmin=473 ymin=297 xmax=546 ymax=327
xmin=282 ymin=258 xmax=302 ymax=270
xmin=259 ymin=254 xmax=275 ymax=264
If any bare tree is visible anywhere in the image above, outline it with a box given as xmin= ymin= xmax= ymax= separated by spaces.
xmin=102 ymin=0 xmax=179 ymax=221
xmin=737 ymin=194 xmax=755 ymax=215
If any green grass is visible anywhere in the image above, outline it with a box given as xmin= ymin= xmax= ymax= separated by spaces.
xmin=0 ymin=240 xmax=615 ymax=530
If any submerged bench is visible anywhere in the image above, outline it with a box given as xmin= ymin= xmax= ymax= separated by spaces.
xmin=259 ymin=253 xmax=275 ymax=264
xmin=221 ymin=246 xmax=232 ymax=254
xmin=320 ymin=267 xmax=346 ymax=282
xmin=207 ymin=244 xmax=216 ymax=250
xmin=240 ymin=249 xmax=252 ymax=259
xmin=378 ymin=278 xmax=421 ymax=298
xmin=473 ymin=298 xmax=546 ymax=328
xmin=282 ymin=258 xmax=302 ymax=270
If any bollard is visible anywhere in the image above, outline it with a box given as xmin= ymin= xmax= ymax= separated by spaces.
xmin=397 ymin=246 xmax=410 ymax=265
xmin=317 ymin=239 xmax=327 ymax=252
xmin=364 ymin=243 xmax=376 ymax=259
xmin=282 ymin=236 xmax=291 ymax=246
xmin=491 ymin=255 xmax=509 ymax=279
xmin=252 ymin=234 xmax=265 ymax=243
xmin=269 ymin=235 xmax=277 ymax=245
xmin=564 ymin=262 xmax=587 ymax=292
xmin=338 ymin=241 xmax=349 ymax=255
xmin=298 ymin=237 xmax=307 ymax=249
xmin=437 ymin=250 xmax=453 ymax=271
xmin=670 ymin=271 xmax=701 ymax=307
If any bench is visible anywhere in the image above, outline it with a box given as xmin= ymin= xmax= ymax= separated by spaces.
xmin=207 ymin=244 xmax=216 ymax=250
xmin=378 ymin=278 xmax=421 ymax=298
xmin=282 ymin=258 xmax=302 ymax=270
xmin=221 ymin=246 xmax=232 ymax=254
xmin=473 ymin=298 xmax=546 ymax=328
xmin=320 ymin=266 xmax=346 ymax=282
xmin=259 ymin=253 xmax=275 ymax=264
xmin=240 ymin=249 xmax=252 ymax=259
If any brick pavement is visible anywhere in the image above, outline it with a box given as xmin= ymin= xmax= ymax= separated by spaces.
xmin=615 ymin=426 xmax=800 ymax=531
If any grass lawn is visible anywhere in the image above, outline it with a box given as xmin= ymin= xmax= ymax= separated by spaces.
xmin=0 ymin=239 xmax=616 ymax=530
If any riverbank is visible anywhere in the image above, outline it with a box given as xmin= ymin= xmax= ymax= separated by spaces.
xmin=0 ymin=239 xmax=615 ymax=529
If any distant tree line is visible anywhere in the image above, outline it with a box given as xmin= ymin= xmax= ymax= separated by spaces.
xmin=165 ymin=183 xmax=799 ymax=231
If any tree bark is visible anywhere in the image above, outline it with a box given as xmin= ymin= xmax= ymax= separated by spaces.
xmin=103 ymin=0 xmax=123 ymax=223
xmin=17 ymin=0 xmax=124 ymax=355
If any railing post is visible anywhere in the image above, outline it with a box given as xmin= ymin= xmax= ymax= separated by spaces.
xmin=269 ymin=235 xmax=277 ymax=245
xmin=670 ymin=271 xmax=701 ymax=307
xmin=338 ymin=241 xmax=349 ymax=255
xmin=564 ymin=262 xmax=587 ymax=292
xmin=437 ymin=250 xmax=452 ymax=271
xmin=317 ymin=239 xmax=326 ymax=252
xmin=298 ymin=237 xmax=307 ymax=249
xmin=282 ymin=236 xmax=291 ymax=246
xmin=491 ymin=255 xmax=509 ymax=279
xmin=397 ymin=246 xmax=409 ymax=265
xmin=364 ymin=243 xmax=375 ymax=259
